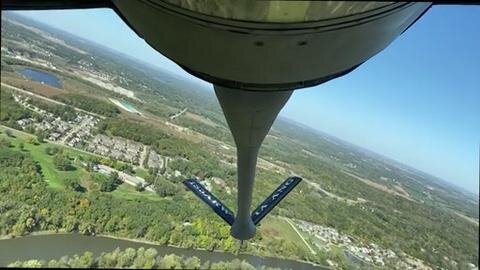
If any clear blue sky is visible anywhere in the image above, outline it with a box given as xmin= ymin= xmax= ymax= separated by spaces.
xmin=13 ymin=6 xmax=479 ymax=194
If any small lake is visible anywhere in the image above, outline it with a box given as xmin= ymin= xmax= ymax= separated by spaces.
xmin=0 ymin=234 xmax=325 ymax=269
xmin=110 ymin=98 xmax=141 ymax=114
xmin=120 ymin=100 xmax=137 ymax=111
xmin=20 ymin=68 xmax=63 ymax=89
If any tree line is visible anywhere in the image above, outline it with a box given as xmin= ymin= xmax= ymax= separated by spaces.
xmin=7 ymin=247 xmax=283 ymax=269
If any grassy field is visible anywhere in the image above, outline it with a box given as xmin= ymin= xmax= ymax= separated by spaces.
xmin=259 ymin=216 xmax=310 ymax=252
xmin=133 ymin=167 xmax=149 ymax=179
xmin=0 ymin=127 xmax=91 ymax=189
xmin=0 ymin=126 xmax=161 ymax=202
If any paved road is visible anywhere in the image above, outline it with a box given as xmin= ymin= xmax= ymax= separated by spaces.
xmin=1 ymin=82 xmax=105 ymax=119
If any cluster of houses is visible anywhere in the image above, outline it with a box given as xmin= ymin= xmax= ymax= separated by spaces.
xmin=92 ymin=164 xmax=154 ymax=192
xmin=146 ymin=150 xmax=189 ymax=180
xmin=295 ymin=219 xmax=397 ymax=267
xmin=87 ymin=134 xmax=143 ymax=165
xmin=146 ymin=150 xmax=170 ymax=171
xmin=196 ymin=176 xmax=233 ymax=196
xmin=13 ymin=94 xmax=80 ymax=141
xmin=297 ymin=220 xmax=354 ymax=245
xmin=346 ymin=243 xmax=396 ymax=266
xmin=40 ymin=117 xmax=73 ymax=141
xmin=343 ymin=163 xmax=358 ymax=169
xmin=64 ymin=115 xmax=99 ymax=147
xmin=15 ymin=115 xmax=68 ymax=141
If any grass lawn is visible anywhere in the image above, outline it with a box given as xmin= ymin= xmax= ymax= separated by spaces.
xmin=134 ymin=167 xmax=149 ymax=179
xmin=295 ymin=224 xmax=325 ymax=251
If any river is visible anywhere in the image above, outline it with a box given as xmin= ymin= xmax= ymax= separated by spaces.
xmin=0 ymin=234 xmax=325 ymax=269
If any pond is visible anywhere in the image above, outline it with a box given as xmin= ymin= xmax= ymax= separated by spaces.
xmin=0 ymin=234 xmax=325 ymax=269
xmin=120 ymin=100 xmax=136 ymax=111
xmin=20 ymin=68 xmax=63 ymax=89
xmin=109 ymin=98 xmax=141 ymax=114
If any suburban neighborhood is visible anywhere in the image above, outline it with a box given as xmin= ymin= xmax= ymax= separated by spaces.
xmin=10 ymin=91 xmax=168 ymax=193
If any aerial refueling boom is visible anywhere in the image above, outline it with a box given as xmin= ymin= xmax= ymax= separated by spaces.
xmin=2 ymin=1 xmax=433 ymax=240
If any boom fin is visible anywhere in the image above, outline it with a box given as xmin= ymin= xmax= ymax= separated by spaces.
xmin=183 ymin=176 xmax=302 ymax=228
xmin=251 ymin=176 xmax=302 ymax=225
xmin=183 ymin=179 xmax=235 ymax=225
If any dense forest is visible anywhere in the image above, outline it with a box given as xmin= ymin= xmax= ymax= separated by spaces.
xmin=101 ymin=118 xmax=169 ymax=146
xmin=29 ymin=97 xmax=77 ymax=121
xmin=0 ymin=86 xmax=34 ymax=125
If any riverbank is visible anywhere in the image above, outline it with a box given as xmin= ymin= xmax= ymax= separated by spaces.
xmin=99 ymin=233 xmax=324 ymax=268
xmin=1 ymin=230 xmax=67 ymax=240
xmin=0 ymin=231 xmax=327 ymax=269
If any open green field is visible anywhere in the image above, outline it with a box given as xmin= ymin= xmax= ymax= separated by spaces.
xmin=295 ymin=224 xmax=325 ymax=252
xmin=0 ymin=126 xmax=91 ymax=189
xmin=259 ymin=216 xmax=310 ymax=252
xmin=112 ymin=184 xmax=166 ymax=202
xmin=133 ymin=167 xmax=149 ymax=179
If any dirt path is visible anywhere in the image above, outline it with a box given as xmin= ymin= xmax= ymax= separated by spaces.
xmin=281 ymin=217 xmax=316 ymax=255
xmin=454 ymin=212 xmax=479 ymax=226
